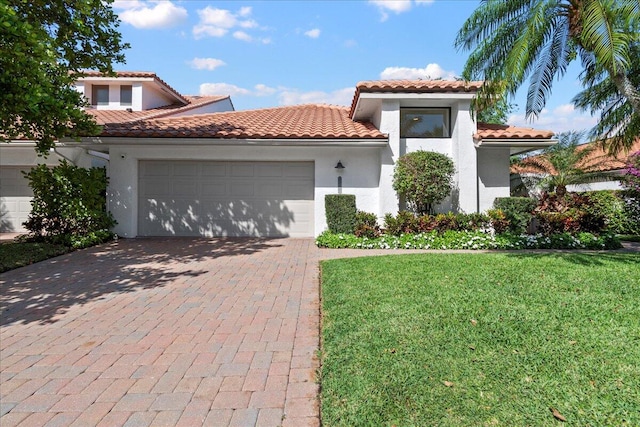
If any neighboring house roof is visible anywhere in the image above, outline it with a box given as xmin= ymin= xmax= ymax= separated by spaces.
xmin=87 ymin=95 xmax=230 ymax=125
xmin=475 ymin=122 xmax=555 ymax=140
xmin=512 ymin=138 xmax=640 ymax=174
xmin=78 ymin=71 xmax=189 ymax=105
xmin=350 ymin=79 xmax=484 ymax=118
xmin=100 ymin=104 xmax=386 ymax=140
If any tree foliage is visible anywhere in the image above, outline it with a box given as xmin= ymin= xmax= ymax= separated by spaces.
xmin=23 ymin=161 xmax=115 ymax=246
xmin=456 ymin=0 xmax=640 ymax=153
xmin=0 ymin=1 xmax=128 ymax=155
xmin=515 ymin=131 xmax=617 ymax=196
xmin=393 ymin=151 xmax=455 ymax=215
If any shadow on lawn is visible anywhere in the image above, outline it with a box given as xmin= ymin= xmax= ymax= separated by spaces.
xmin=504 ymin=250 xmax=639 ymax=266
xmin=0 ymin=237 xmax=283 ymax=326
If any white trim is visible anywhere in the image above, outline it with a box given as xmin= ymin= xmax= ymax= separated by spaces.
xmin=67 ymin=137 xmax=389 ymax=148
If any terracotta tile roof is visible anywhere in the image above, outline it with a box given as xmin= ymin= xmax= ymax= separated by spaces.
xmin=87 ymin=95 xmax=229 ymax=125
xmin=78 ymin=71 xmax=188 ymax=104
xmin=475 ymin=122 xmax=555 ymax=140
xmin=512 ymin=138 xmax=640 ymax=174
xmin=350 ymin=79 xmax=483 ymax=117
xmin=100 ymin=104 xmax=386 ymax=140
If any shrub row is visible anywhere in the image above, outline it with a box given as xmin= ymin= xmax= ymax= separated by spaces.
xmin=316 ymin=230 xmax=622 ymax=250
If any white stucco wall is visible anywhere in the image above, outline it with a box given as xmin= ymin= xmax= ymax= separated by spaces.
xmin=105 ymin=143 xmax=382 ymax=238
xmin=478 ymin=147 xmax=511 ymax=211
xmin=567 ymin=180 xmax=623 ymax=192
xmin=171 ymin=98 xmax=235 ymax=116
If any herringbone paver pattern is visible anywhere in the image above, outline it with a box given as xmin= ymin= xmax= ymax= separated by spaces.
xmin=1 ymin=238 xmax=323 ymax=426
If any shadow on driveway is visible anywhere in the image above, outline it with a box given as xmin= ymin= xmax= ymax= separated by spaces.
xmin=0 ymin=237 xmax=283 ymax=326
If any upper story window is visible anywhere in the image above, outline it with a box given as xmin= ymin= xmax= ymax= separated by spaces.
xmin=400 ymin=108 xmax=451 ymax=138
xmin=120 ymin=85 xmax=132 ymax=106
xmin=91 ymin=85 xmax=109 ymax=106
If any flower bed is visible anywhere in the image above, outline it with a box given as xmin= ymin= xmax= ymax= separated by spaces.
xmin=315 ymin=230 xmax=621 ymax=250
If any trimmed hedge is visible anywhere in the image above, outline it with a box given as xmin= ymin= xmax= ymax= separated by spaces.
xmin=493 ymin=197 xmax=536 ymax=233
xmin=325 ymin=194 xmax=356 ymax=234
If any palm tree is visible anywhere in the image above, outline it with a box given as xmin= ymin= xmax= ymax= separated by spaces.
xmin=455 ymin=0 xmax=640 ymax=152
xmin=514 ymin=131 xmax=619 ymax=196
xmin=573 ymin=44 xmax=640 ymax=154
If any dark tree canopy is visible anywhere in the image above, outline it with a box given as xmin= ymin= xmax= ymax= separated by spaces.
xmin=0 ymin=0 xmax=128 ymax=155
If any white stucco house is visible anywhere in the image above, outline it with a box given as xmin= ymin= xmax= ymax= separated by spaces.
xmin=1 ymin=72 xmax=557 ymax=237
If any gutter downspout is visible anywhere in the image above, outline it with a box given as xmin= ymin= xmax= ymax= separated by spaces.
xmin=52 ymin=147 xmax=76 ymax=164
xmin=86 ymin=150 xmax=110 ymax=162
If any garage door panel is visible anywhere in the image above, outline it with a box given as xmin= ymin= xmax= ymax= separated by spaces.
xmin=138 ymin=161 xmax=314 ymax=237
xmin=1 ymin=167 xmax=35 ymax=232
xmin=173 ymin=163 xmax=198 ymax=176
xmin=201 ymin=182 xmax=227 ymax=196
xmin=285 ymin=164 xmax=313 ymax=178
xmin=173 ymin=181 xmax=198 ymax=197
xmin=201 ymin=163 xmax=226 ymax=176
xmin=230 ymin=164 xmax=255 ymax=177
xmin=141 ymin=162 xmax=171 ymax=176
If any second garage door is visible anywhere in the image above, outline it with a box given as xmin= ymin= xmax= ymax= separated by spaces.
xmin=138 ymin=161 xmax=314 ymax=237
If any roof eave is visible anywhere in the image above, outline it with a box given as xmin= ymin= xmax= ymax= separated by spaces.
xmin=475 ymin=138 xmax=558 ymax=155
xmin=68 ymin=137 xmax=389 ymax=147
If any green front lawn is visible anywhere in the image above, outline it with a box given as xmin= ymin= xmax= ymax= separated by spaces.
xmin=0 ymin=241 xmax=70 ymax=273
xmin=321 ymin=253 xmax=640 ymax=426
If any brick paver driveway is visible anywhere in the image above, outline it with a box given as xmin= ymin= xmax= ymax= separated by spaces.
xmin=1 ymin=238 xmax=331 ymax=427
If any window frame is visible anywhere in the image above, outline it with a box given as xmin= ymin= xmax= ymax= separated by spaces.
xmin=91 ymin=85 xmax=110 ymax=106
xmin=120 ymin=85 xmax=132 ymax=106
xmin=400 ymin=107 xmax=451 ymax=138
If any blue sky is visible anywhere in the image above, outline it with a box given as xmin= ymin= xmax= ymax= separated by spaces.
xmin=112 ymin=0 xmax=598 ymax=133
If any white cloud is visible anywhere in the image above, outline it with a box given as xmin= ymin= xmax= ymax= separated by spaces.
xmin=507 ymin=104 xmax=598 ymax=134
xmin=200 ymin=83 xmax=252 ymax=97
xmin=233 ymin=31 xmax=253 ymax=42
xmin=199 ymin=83 xmax=277 ymax=98
xmin=254 ymin=84 xmax=277 ymax=96
xmin=278 ymin=87 xmax=354 ymax=106
xmin=304 ymin=28 xmax=321 ymax=39
xmin=193 ymin=6 xmax=261 ymax=41
xmin=369 ymin=0 xmax=433 ymax=21
xmin=380 ymin=63 xmax=457 ymax=80
xmin=189 ymin=58 xmax=226 ymax=71
xmin=115 ymin=1 xmax=187 ymax=29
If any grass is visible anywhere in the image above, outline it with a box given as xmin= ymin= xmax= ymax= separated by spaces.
xmin=0 ymin=241 xmax=70 ymax=273
xmin=320 ymin=253 xmax=640 ymax=426
xmin=618 ymin=234 xmax=640 ymax=242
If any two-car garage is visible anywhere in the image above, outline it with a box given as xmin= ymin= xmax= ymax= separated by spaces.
xmin=137 ymin=160 xmax=315 ymax=237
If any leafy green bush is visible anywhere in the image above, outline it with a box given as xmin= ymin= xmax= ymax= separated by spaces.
xmin=383 ymin=211 xmax=418 ymax=235
xmin=23 ymin=161 xmax=115 ymax=245
xmin=315 ymin=230 xmax=621 ymax=250
xmin=325 ymin=194 xmax=356 ymax=234
xmin=393 ymin=150 xmax=455 ymax=214
xmin=581 ymin=190 xmax=632 ymax=234
xmin=493 ymin=197 xmax=536 ymax=233
xmin=354 ymin=210 xmax=380 ymax=238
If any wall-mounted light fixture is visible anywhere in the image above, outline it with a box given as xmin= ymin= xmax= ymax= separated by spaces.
xmin=335 ymin=161 xmax=345 ymax=193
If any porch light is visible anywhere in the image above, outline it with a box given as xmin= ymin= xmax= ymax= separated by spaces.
xmin=335 ymin=160 xmax=345 ymax=173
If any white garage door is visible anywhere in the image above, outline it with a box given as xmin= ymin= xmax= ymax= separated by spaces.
xmin=138 ymin=161 xmax=314 ymax=237
xmin=0 ymin=167 xmax=33 ymax=232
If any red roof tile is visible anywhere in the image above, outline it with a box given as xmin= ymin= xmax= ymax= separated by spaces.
xmin=475 ymin=122 xmax=555 ymax=140
xmin=100 ymin=104 xmax=386 ymax=140
xmin=350 ymin=80 xmax=483 ymax=117
xmin=513 ymin=138 xmax=640 ymax=174
xmin=78 ymin=71 xmax=188 ymax=104
xmin=87 ymin=95 xmax=229 ymax=125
